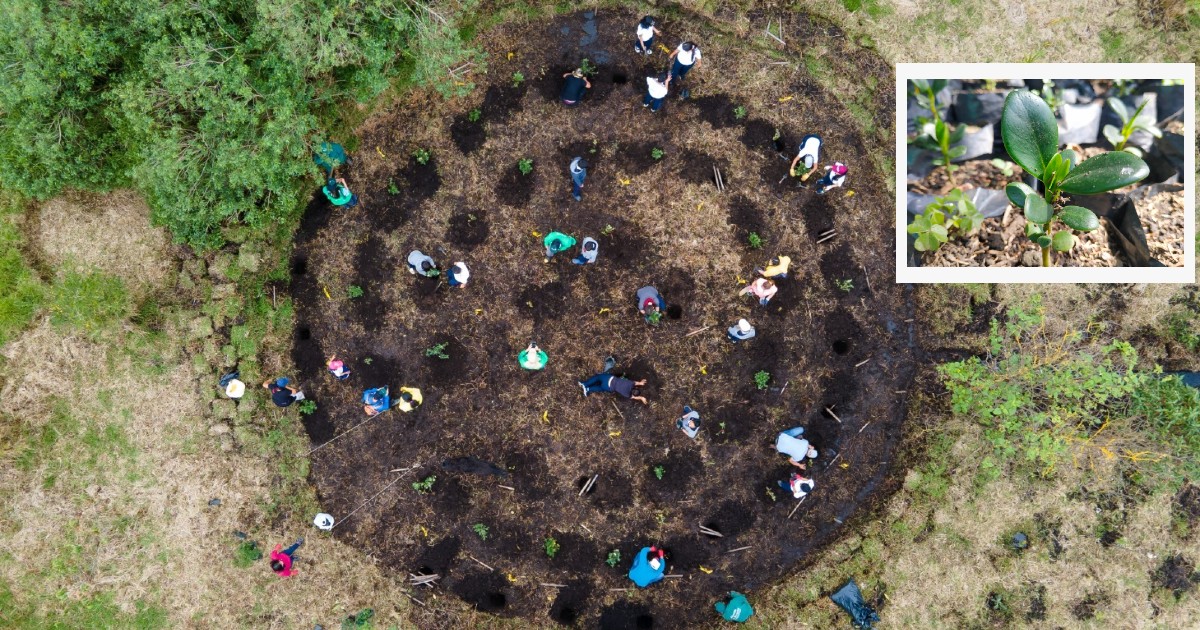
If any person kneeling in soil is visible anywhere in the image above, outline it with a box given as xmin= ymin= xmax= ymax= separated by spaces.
xmin=739 ymin=278 xmax=777 ymax=306
xmin=676 ymin=405 xmax=700 ymax=439
xmin=628 ymin=546 xmax=667 ymax=588
xmin=572 ymin=237 xmax=599 ymax=265
xmin=326 ymin=356 xmax=351 ymax=380
xmin=779 ymin=472 xmax=814 ymax=499
xmin=637 ymin=285 xmax=665 ymax=321
xmin=263 ymin=378 xmax=301 ymax=408
xmin=543 ymin=231 xmax=577 ymax=263
xmin=775 ymin=426 xmax=818 ymax=469
xmin=715 ymin=591 xmax=755 ymax=623
xmin=560 ymin=69 xmax=592 ymax=106
xmin=397 ymin=387 xmax=423 ymax=412
xmin=579 ymin=373 xmax=648 ymax=405
xmin=518 ymin=342 xmax=548 ymax=370
xmin=407 ymin=250 xmax=440 ymax=277
xmin=362 ymin=386 xmax=390 ymax=416
xmin=322 ymin=177 xmax=358 ymax=208
xmin=448 ymin=262 xmax=470 ymax=288
xmin=815 ymin=162 xmax=848 ymax=195
xmin=756 ymin=255 xmax=791 ymax=280
xmin=789 ymin=134 xmax=823 ymax=182
xmin=727 ymin=318 xmax=755 ymax=342
xmin=270 ymin=538 xmax=304 ymax=577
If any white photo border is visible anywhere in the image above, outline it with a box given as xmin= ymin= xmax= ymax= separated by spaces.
xmin=895 ymin=63 xmax=1195 ymax=283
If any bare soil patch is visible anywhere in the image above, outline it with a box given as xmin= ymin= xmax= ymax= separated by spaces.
xmin=289 ymin=7 xmax=905 ymax=627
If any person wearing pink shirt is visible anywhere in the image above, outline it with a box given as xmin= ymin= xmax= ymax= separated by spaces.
xmin=269 ymin=538 xmax=304 ymax=577
xmin=739 ymin=277 xmax=777 ymax=306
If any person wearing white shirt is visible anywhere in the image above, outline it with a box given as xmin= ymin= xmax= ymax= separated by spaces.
xmin=643 ymin=73 xmax=671 ymax=112
xmin=668 ymin=41 xmax=702 ymax=81
xmin=634 ymin=16 xmax=660 ymax=55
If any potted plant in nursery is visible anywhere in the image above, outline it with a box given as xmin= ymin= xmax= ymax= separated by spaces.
xmin=1000 ymin=90 xmax=1149 ymax=267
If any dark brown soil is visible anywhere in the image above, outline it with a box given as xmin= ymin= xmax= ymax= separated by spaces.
xmin=1152 ymin=554 xmax=1199 ymax=598
xmin=692 ymin=94 xmax=739 ymax=129
xmin=1175 ymin=484 xmax=1200 ymax=531
xmin=450 ymin=112 xmax=487 ymax=154
xmin=1072 ymin=592 xmax=1101 ymax=620
xmin=290 ymin=7 xmax=905 ymax=628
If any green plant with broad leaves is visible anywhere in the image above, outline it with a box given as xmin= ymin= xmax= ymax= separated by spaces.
xmin=991 ymin=158 xmax=1016 ymax=177
xmin=733 ymin=105 xmax=747 ymax=119
xmin=754 ymin=370 xmax=770 ymax=390
xmin=472 ymin=523 xmax=489 ymax=540
xmin=467 ymin=108 xmax=482 ymax=123
xmin=1038 ymin=79 xmax=1063 ymax=114
xmin=747 ymin=232 xmax=764 ymax=249
xmin=651 ymin=147 xmax=665 ymax=160
xmin=908 ymin=189 xmax=985 ymax=253
xmin=653 ymin=465 xmax=665 ymax=480
xmin=544 ymin=536 xmax=560 ymax=558
xmin=512 ymin=71 xmax=524 ymax=87
xmin=413 ymin=147 xmax=431 ymax=165
xmin=605 ymin=549 xmax=621 ymax=568
xmin=1102 ymin=98 xmax=1162 ymax=157
xmin=1001 ymin=90 xmax=1148 ymax=267
xmin=412 ymin=475 xmax=436 ymax=494
xmin=518 ymin=158 xmax=533 ymax=175
xmin=298 ymin=400 xmax=317 ymax=415
xmin=910 ymin=79 xmax=964 ymax=186
xmin=580 ymin=58 xmax=597 ymax=77
xmin=646 ymin=310 xmax=663 ymax=325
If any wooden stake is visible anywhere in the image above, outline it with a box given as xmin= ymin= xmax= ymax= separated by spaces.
xmin=579 ymin=474 xmax=598 ymax=497
xmin=686 ymin=325 xmax=713 ymax=337
xmin=788 ymin=495 xmax=808 ymax=519
xmin=498 ymin=485 xmax=514 ymax=491
xmin=816 ymin=231 xmax=837 ymax=244
xmin=780 ymin=380 xmax=790 ymax=395
xmin=698 ymin=524 xmax=724 ymax=538
xmin=858 ymin=421 xmax=871 ymax=434
xmin=825 ymin=407 xmax=843 ymax=423
xmin=825 ymin=453 xmax=842 ymax=470
xmin=403 ymin=592 xmax=426 ymax=607
xmin=540 ymin=583 xmax=567 ymax=588
xmin=855 ymin=358 xmax=870 ymax=368
xmin=726 ymin=546 xmax=752 ymax=554
xmin=611 ymin=400 xmax=625 ymax=421
xmin=862 ymin=265 xmax=872 ymax=293
xmin=664 ymin=574 xmax=684 ymax=578
xmin=469 ymin=555 xmax=494 ymax=572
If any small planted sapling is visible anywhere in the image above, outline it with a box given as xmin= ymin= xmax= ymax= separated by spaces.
xmin=518 ymin=158 xmax=534 ymax=175
xmin=991 ymin=159 xmax=1016 ymax=177
xmin=733 ymin=105 xmax=747 ymax=120
xmin=544 ymin=537 xmax=560 ymax=558
xmin=347 ymin=285 xmax=364 ymax=299
xmin=1101 ymin=98 xmax=1162 ymax=157
xmin=651 ymin=147 xmax=665 ymax=161
xmin=910 ymin=79 xmax=964 ymax=185
xmin=425 ymin=342 xmax=450 ymax=359
xmin=836 ymin=278 xmax=854 ymax=292
xmin=1000 ymin=90 xmax=1148 ymax=267
xmin=467 ymin=108 xmax=482 ymax=123
xmin=579 ymin=58 xmax=598 ymax=77
xmin=387 ymin=178 xmax=399 ymax=195
xmin=605 ymin=549 xmax=621 ymax=568
xmin=653 ymin=465 xmax=665 ymax=480
xmin=754 ymin=370 xmax=770 ymax=390
xmin=747 ymin=232 xmax=764 ymax=249
xmin=299 ymin=400 xmax=318 ymax=415
xmin=511 ymin=71 xmax=525 ymax=87
xmin=412 ymin=475 xmax=437 ymax=494
xmin=413 ymin=148 xmax=431 ymax=165
xmin=472 ymin=523 xmax=489 ymax=540
xmin=907 ymin=189 xmax=985 ymax=253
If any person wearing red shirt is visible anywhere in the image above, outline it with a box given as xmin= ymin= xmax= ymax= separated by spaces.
xmin=270 ymin=538 xmax=304 ymax=577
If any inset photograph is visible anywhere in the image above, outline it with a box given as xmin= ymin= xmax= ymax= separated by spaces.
xmin=897 ymin=64 xmax=1194 ymax=282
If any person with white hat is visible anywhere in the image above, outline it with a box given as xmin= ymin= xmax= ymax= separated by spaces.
xmin=572 ymin=237 xmax=599 ymax=265
xmin=313 ymin=513 xmax=335 ymax=531
xmin=225 ymin=379 xmax=246 ymax=398
xmin=448 ymin=262 xmax=470 ymax=288
xmin=775 ymin=426 xmax=818 ymax=470
xmin=727 ymin=318 xmax=756 ymax=342
xmin=789 ymin=134 xmax=823 ymax=181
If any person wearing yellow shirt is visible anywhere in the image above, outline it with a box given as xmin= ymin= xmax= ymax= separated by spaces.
xmin=757 ymin=255 xmax=791 ymax=280
xmin=397 ymin=387 xmax=423 ymax=412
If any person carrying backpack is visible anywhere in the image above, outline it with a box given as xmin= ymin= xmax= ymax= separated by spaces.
xmin=628 ymin=546 xmax=666 ymax=588
xmin=643 ymin=73 xmax=671 ymax=113
xmin=714 ymin=591 xmax=755 ymax=623
xmin=544 ymin=231 xmax=577 ymax=262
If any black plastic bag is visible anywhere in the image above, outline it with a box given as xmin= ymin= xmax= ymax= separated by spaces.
xmin=953 ymin=91 xmax=1007 ymax=125
xmin=830 ymin=579 xmax=881 ymax=629
xmin=1144 ymin=132 xmax=1185 ymax=185
xmin=1154 ymin=84 xmax=1184 ymax=124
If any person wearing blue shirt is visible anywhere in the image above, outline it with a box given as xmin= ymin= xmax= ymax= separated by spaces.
xmin=628 ymin=546 xmax=666 ymax=588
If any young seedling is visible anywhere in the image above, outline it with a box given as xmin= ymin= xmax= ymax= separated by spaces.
xmin=600 ymin=224 xmax=615 ymax=236
xmin=907 ymin=189 xmax=985 ymax=253
xmin=425 ymin=342 xmax=450 ymax=360
xmin=412 ymin=475 xmax=437 ymax=494
xmin=655 ymin=512 xmax=667 ymax=526
xmin=387 ymin=178 xmax=399 ymax=195
xmin=544 ymin=537 xmax=560 ymax=558
xmin=472 ymin=523 xmax=489 ymax=541
xmin=991 ymin=159 xmax=1016 ymax=177
xmin=1001 ymin=90 xmax=1148 ymax=267
xmin=650 ymin=147 xmax=665 ymax=161
xmin=518 ymin=158 xmax=534 ymax=175
xmin=733 ymin=105 xmax=747 ymax=120
xmin=347 ymin=285 xmax=364 ymax=299
xmin=413 ymin=148 xmax=431 ymax=165
xmin=836 ymin=278 xmax=854 ymax=292
xmin=1038 ymin=79 xmax=1063 ymax=114
xmin=467 ymin=108 xmax=482 ymax=123
xmin=1102 ymin=98 xmax=1162 ymax=157
xmin=910 ymin=79 xmax=964 ymax=186
xmin=653 ymin=465 xmax=665 ymax=480
xmin=605 ymin=549 xmax=621 ymax=568
xmin=765 ymin=487 xmax=777 ymax=502
xmin=754 ymin=370 xmax=770 ymax=390
xmin=747 ymin=232 xmax=764 ymax=249
xmin=580 ymin=58 xmax=598 ymax=76
xmin=298 ymin=400 xmax=318 ymax=415
xmin=646 ymin=311 xmax=663 ymax=325
xmin=512 ymin=71 xmax=525 ymax=87
xmin=363 ymin=357 xmax=373 ymax=365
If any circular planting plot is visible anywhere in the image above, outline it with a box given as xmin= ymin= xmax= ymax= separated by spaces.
xmin=291 ymin=9 xmax=912 ymax=627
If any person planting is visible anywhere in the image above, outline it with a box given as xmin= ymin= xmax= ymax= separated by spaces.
xmin=397 ymin=387 xmax=423 ymax=412
xmin=643 ymin=73 xmax=671 ymax=113
xmin=727 ymin=318 xmax=756 ymax=342
xmin=634 ymin=16 xmax=660 ymax=55
xmin=572 ymin=237 xmax=599 ymax=265
xmin=667 ymin=41 xmax=702 ymax=81
xmin=814 ymin=162 xmax=848 ymax=195
xmin=578 ymin=373 xmax=649 ymax=405
xmin=789 ymin=134 xmax=822 ymax=181
xmin=406 ymin=250 xmax=440 ymax=277
xmin=447 ymin=262 xmax=470 ymax=288
xmin=560 ymin=69 xmax=591 ymax=106
xmin=263 ymin=377 xmax=301 ymax=408
xmin=518 ymin=342 xmax=548 ymax=371
xmin=362 ymin=386 xmax=390 ymax=416
xmin=775 ymin=426 xmax=817 ymax=469
xmin=715 ymin=591 xmax=755 ymax=623
xmin=756 ymin=255 xmax=791 ymax=279
xmin=326 ymin=356 xmax=351 ymax=380
xmin=778 ymin=472 xmax=815 ymax=499
xmin=543 ymin=231 xmax=577 ymax=262
xmin=628 ymin=546 xmax=667 ymax=588
xmin=676 ymin=405 xmax=701 ymax=439
xmin=739 ymin=277 xmax=777 ymax=306
xmin=269 ymin=538 xmax=304 ymax=577
xmin=636 ymin=285 xmax=665 ymax=321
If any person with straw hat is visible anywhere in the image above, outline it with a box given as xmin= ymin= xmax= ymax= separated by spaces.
xmin=727 ymin=318 xmax=756 ymax=342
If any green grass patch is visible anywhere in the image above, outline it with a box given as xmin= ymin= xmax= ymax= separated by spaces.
xmin=0 ymin=579 xmax=167 ymax=630
xmin=48 ymin=270 xmax=131 ymax=336
xmin=14 ymin=398 xmax=139 ymax=491
xmin=0 ymin=199 xmax=45 ymax=346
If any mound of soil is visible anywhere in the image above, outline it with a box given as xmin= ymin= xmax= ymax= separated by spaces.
xmin=1152 ymin=554 xmax=1199 ymax=598
xmin=290 ymin=7 xmax=909 ymax=628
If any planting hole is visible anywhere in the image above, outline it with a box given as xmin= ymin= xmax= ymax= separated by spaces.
xmin=557 ymin=607 xmax=578 ymax=623
xmin=576 ymin=476 xmax=595 ymax=494
xmin=298 ymin=327 xmax=311 ymax=341
xmin=703 ymin=521 xmax=721 ymax=532
xmin=636 ymin=614 xmax=655 ymax=629
xmin=612 ymin=73 xmax=627 ymax=85
xmin=666 ymin=304 xmax=683 ymax=320
xmin=832 ymin=339 xmax=850 ymax=355
xmin=417 ymin=565 xmax=434 ymax=575
xmin=291 ymin=257 xmax=308 ymax=276
xmin=488 ymin=592 xmax=507 ymax=608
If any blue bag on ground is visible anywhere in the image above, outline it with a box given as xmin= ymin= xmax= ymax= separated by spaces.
xmin=830 ymin=579 xmax=880 ymax=629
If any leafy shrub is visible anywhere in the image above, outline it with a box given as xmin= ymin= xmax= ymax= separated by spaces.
xmin=650 ymin=147 xmax=665 ymax=160
xmin=512 ymin=71 xmax=525 ymax=86
xmin=1164 ymin=310 xmax=1200 ymax=350
xmin=233 ymin=541 xmax=263 ymax=568
xmin=733 ymin=105 xmax=747 ymax=119
xmin=425 ymin=342 xmax=449 ymax=359
xmin=413 ymin=147 xmax=431 ymax=165
xmin=606 ymin=549 xmax=621 ymax=567
xmin=472 ymin=523 xmax=489 ymax=540
xmin=347 ymin=285 xmax=364 ymax=299
xmin=518 ymin=158 xmax=533 ymax=175
xmin=653 ymin=465 xmax=665 ymax=480
xmin=544 ymin=536 xmax=560 ymax=558
xmin=1002 ymin=89 xmax=1147 ymax=266
xmin=908 ymin=189 xmax=985 ymax=253
xmin=754 ymin=370 xmax=770 ymax=390
xmin=467 ymin=108 xmax=482 ymax=123
xmin=298 ymin=400 xmax=317 ymax=415
xmin=412 ymin=475 xmax=436 ymax=494
xmin=0 ymin=206 xmax=44 ymax=345
xmin=747 ymin=232 xmax=764 ymax=249
xmin=579 ymin=58 xmax=597 ymax=76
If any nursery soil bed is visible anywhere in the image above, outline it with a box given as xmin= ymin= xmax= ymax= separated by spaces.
xmin=290 ymin=7 xmax=911 ymax=628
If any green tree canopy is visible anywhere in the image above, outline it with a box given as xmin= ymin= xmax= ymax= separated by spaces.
xmin=0 ymin=0 xmax=479 ymax=248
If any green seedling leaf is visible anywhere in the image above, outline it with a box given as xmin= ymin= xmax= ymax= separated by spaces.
xmin=930 ymin=79 xmax=947 ymax=94
xmin=1044 ymin=152 xmax=1063 ymax=185
xmin=1001 ymin=90 xmax=1059 ymax=178
xmin=1141 ymin=124 xmax=1163 ymax=138
xmin=1059 ymin=206 xmax=1100 ymax=232
xmin=1059 ymin=151 xmax=1149 ymax=194
xmin=1123 ymin=146 xmax=1144 ymax=158
xmin=1108 ymin=97 xmax=1129 ymax=121
xmin=949 ymin=125 xmax=966 ymax=143
xmin=1006 ymin=182 xmax=1036 ymax=208
xmin=1055 ymin=153 xmax=1070 ymax=184
xmin=1061 ymin=149 xmax=1079 ymax=169
xmin=948 ymin=145 xmax=967 ymax=159
xmin=1102 ymin=124 xmax=1124 ymax=147
xmin=1024 ymin=194 xmax=1052 ymax=224
xmin=1051 ymin=230 xmax=1074 ymax=252
xmin=1034 ymin=233 xmax=1052 ymax=249
xmin=1025 ymin=222 xmax=1044 ymax=238
xmin=911 ymin=78 xmax=930 ymax=92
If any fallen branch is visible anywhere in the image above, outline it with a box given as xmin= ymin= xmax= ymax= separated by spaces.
xmin=686 ymin=325 xmax=713 ymax=337
xmin=858 ymin=421 xmax=871 ymax=434
xmin=825 ymin=407 xmax=843 ymax=424
xmin=469 ymin=555 xmax=494 ymax=572
xmin=726 ymin=546 xmax=752 ymax=554
xmin=788 ymin=495 xmax=808 ymax=519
